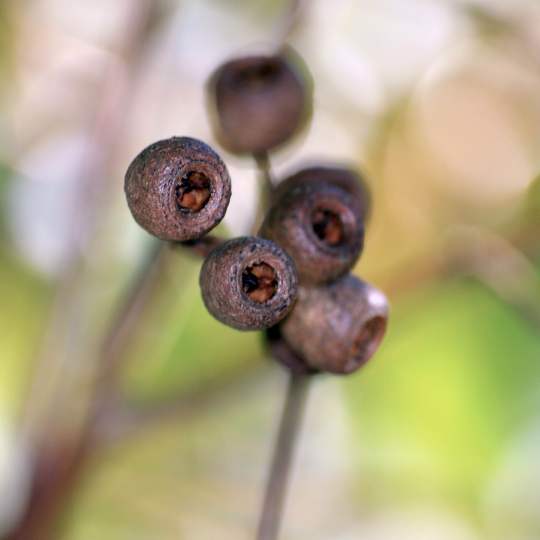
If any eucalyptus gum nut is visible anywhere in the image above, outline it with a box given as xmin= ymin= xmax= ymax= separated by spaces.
xmin=125 ymin=137 xmax=231 ymax=241
xmin=260 ymin=183 xmax=365 ymax=285
xmin=199 ymin=237 xmax=298 ymax=331
xmin=281 ymin=275 xmax=389 ymax=375
xmin=207 ymin=51 xmax=313 ymax=155
xmin=273 ymin=165 xmax=372 ymax=222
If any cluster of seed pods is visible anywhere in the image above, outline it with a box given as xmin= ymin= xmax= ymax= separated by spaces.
xmin=124 ymin=48 xmax=389 ymax=376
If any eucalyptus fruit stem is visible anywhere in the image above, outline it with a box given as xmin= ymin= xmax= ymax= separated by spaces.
xmin=256 ymin=374 xmax=309 ymax=540
xmin=253 ymin=152 xmax=274 ymax=231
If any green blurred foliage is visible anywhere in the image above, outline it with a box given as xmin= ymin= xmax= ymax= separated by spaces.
xmin=345 ymin=279 xmax=540 ymax=513
xmin=1 ymin=0 xmax=540 ymax=538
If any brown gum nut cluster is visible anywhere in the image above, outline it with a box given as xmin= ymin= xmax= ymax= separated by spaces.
xmin=200 ymin=237 xmax=298 ymax=331
xmin=124 ymin=49 xmax=389 ymax=372
xmin=125 ymin=137 xmax=231 ymax=241
xmin=208 ymin=52 xmax=312 ymax=155
xmin=262 ymin=166 xmax=389 ymax=375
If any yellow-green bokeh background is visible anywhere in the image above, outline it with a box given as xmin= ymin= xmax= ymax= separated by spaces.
xmin=1 ymin=0 xmax=540 ymax=538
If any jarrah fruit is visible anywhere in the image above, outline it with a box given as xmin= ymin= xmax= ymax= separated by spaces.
xmin=207 ymin=52 xmax=312 ymax=155
xmin=281 ymin=275 xmax=389 ymax=375
xmin=125 ymin=137 xmax=231 ymax=241
xmin=200 ymin=236 xmax=298 ymax=331
xmin=260 ymin=182 xmax=365 ymax=285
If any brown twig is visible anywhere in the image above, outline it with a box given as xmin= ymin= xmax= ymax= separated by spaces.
xmin=177 ymin=235 xmax=224 ymax=259
xmin=5 ymin=3 xmax=171 ymax=539
xmin=256 ymin=374 xmax=309 ymax=540
xmin=95 ymin=236 xmax=222 ymax=392
xmin=253 ymin=152 xmax=275 ymax=232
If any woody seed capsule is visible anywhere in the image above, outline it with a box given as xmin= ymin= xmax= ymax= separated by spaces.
xmin=260 ymin=182 xmax=365 ymax=284
xmin=200 ymin=237 xmax=298 ymax=331
xmin=281 ymin=275 xmax=389 ymax=375
xmin=125 ymin=137 xmax=231 ymax=241
xmin=208 ymin=52 xmax=312 ymax=155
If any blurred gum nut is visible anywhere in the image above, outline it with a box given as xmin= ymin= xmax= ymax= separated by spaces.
xmin=261 ymin=181 xmax=365 ymax=285
xmin=281 ymin=275 xmax=389 ymax=375
xmin=207 ymin=50 xmax=313 ymax=155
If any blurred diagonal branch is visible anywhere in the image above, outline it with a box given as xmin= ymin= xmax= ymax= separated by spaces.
xmin=21 ymin=0 xmax=167 ymax=444
xmin=253 ymin=152 xmax=275 ymax=231
xmin=449 ymin=226 xmax=540 ymax=328
xmin=274 ymin=0 xmax=309 ymax=49
xmin=381 ymin=222 xmax=540 ymax=327
xmin=7 ymin=2 xmax=172 ymax=539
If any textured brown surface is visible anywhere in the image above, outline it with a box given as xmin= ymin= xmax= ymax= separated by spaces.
xmin=260 ymin=182 xmax=365 ymax=285
xmin=199 ymin=237 xmax=298 ymax=331
xmin=281 ymin=275 xmax=389 ymax=374
xmin=207 ymin=52 xmax=312 ymax=155
xmin=125 ymin=137 xmax=231 ymax=241
xmin=264 ymin=325 xmax=317 ymax=376
xmin=272 ymin=165 xmax=371 ymax=222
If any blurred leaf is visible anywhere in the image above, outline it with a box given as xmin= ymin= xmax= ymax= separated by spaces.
xmin=525 ymin=174 xmax=540 ymax=222
xmin=0 ymin=247 xmax=52 ymax=418
xmin=464 ymin=5 xmax=515 ymax=42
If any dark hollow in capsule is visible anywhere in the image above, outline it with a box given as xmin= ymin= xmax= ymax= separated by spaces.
xmin=175 ymin=171 xmax=211 ymax=212
xmin=207 ymin=51 xmax=313 ymax=155
xmin=281 ymin=275 xmax=389 ymax=375
xmin=242 ymin=262 xmax=278 ymax=303
xmin=199 ymin=237 xmax=298 ymax=331
xmin=125 ymin=137 xmax=231 ymax=241
xmin=311 ymin=207 xmax=345 ymax=246
xmin=260 ymin=182 xmax=365 ymax=285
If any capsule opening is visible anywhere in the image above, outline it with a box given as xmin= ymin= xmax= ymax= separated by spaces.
xmin=237 ymin=60 xmax=280 ymax=90
xmin=311 ymin=207 xmax=345 ymax=246
xmin=176 ymin=171 xmax=211 ymax=212
xmin=242 ymin=262 xmax=278 ymax=303
xmin=347 ymin=315 xmax=387 ymax=372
